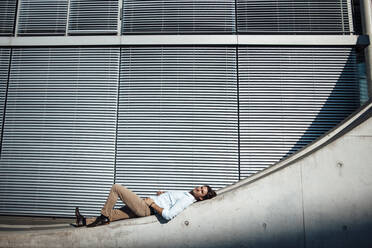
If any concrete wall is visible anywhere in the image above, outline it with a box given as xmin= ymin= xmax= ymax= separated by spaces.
xmin=1 ymin=102 xmax=372 ymax=248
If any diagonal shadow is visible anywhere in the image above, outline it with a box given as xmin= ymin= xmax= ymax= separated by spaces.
xmin=282 ymin=48 xmax=361 ymax=160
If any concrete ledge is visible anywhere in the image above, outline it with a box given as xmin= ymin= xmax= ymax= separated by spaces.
xmin=0 ymin=35 xmax=369 ymax=47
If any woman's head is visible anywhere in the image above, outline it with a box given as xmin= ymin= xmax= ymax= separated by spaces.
xmin=192 ymin=185 xmax=217 ymax=201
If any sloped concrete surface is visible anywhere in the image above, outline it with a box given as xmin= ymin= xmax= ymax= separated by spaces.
xmin=1 ymin=102 xmax=372 ymax=248
xmin=0 ymin=216 xmax=74 ymax=232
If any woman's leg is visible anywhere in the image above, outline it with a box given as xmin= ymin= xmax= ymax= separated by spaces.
xmin=86 ymin=206 xmax=137 ymax=225
xmin=109 ymin=206 xmax=137 ymax=221
xmin=101 ymin=184 xmax=151 ymax=221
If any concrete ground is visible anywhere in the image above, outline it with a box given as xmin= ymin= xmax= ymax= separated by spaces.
xmin=0 ymin=216 xmax=75 ymax=232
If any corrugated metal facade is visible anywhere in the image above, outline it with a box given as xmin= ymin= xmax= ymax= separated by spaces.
xmin=0 ymin=0 xmax=17 ymax=36
xmin=0 ymin=0 xmax=355 ymax=36
xmin=0 ymin=48 xmax=119 ymax=216
xmin=68 ymin=0 xmax=118 ymax=34
xmin=18 ymin=0 xmax=68 ymax=35
xmin=116 ymin=47 xmax=239 ymax=196
xmin=122 ymin=0 xmax=236 ymax=34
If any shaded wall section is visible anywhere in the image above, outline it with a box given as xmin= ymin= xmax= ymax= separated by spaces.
xmin=238 ymin=47 xmax=359 ymax=178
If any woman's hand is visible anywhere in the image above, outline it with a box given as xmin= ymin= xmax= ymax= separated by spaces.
xmin=144 ymin=197 xmax=154 ymax=206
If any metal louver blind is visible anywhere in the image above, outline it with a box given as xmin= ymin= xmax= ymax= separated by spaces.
xmin=238 ymin=47 xmax=359 ymax=178
xmin=0 ymin=0 xmax=17 ymax=36
xmin=0 ymin=48 xmax=120 ymax=217
xmin=69 ymin=0 xmax=118 ymax=34
xmin=122 ymin=0 xmax=235 ymax=34
xmin=117 ymin=47 xmax=238 ymax=197
xmin=0 ymin=48 xmax=10 ymax=139
xmin=237 ymin=0 xmax=353 ymax=34
xmin=18 ymin=0 xmax=68 ymax=35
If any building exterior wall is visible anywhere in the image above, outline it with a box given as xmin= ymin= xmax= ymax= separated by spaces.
xmin=0 ymin=0 xmax=367 ymax=217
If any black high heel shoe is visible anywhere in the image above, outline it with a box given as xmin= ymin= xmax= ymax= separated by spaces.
xmin=86 ymin=214 xmax=110 ymax=228
xmin=75 ymin=207 xmax=86 ymax=227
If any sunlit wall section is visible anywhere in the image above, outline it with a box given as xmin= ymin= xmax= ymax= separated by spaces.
xmin=238 ymin=47 xmax=359 ymax=178
xmin=116 ymin=47 xmax=238 ymax=196
xmin=122 ymin=0 xmax=235 ymax=34
xmin=0 ymin=48 xmax=119 ymax=216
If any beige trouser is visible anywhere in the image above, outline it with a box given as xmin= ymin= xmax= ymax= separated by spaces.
xmin=86 ymin=184 xmax=151 ymax=225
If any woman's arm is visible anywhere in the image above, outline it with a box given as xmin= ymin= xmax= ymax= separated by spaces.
xmin=150 ymin=202 xmax=163 ymax=215
xmin=144 ymin=198 xmax=164 ymax=215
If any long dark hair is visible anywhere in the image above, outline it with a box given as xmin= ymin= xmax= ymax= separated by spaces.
xmin=202 ymin=185 xmax=217 ymax=200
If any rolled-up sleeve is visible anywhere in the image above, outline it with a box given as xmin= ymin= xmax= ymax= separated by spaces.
xmin=161 ymin=197 xmax=194 ymax=221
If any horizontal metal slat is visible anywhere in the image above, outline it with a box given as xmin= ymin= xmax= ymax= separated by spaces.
xmin=237 ymin=0 xmax=353 ymax=34
xmin=69 ymin=0 xmax=118 ymax=34
xmin=122 ymin=0 xmax=235 ymax=34
xmin=0 ymin=48 xmax=10 ymax=139
xmin=18 ymin=0 xmax=68 ymax=35
xmin=0 ymin=0 xmax=16 ymax=35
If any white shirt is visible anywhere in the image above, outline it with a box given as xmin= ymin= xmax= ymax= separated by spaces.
xmin=150 ymin=191 xmax=196 ymax=220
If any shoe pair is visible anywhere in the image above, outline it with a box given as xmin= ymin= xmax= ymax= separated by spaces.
xmin=75 ymin=207 xmax=110 ymax=228
xmin=87 ymin=214 xmax=110 ymax=228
